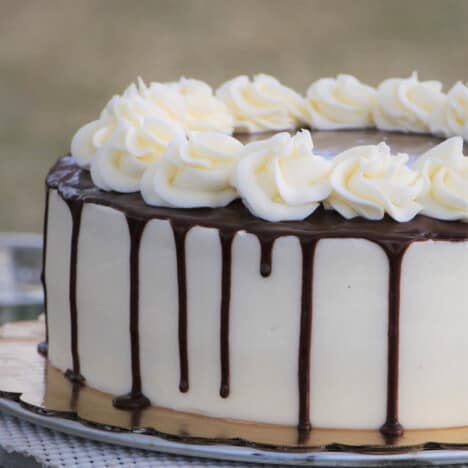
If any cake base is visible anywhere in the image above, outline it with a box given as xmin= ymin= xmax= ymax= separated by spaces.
xmin=4 ymin=319 xmax=468 ymax=457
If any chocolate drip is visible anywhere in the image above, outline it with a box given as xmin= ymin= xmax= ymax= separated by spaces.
xmin=70 ymin=382 xmax=81 ymax=412
xmin=64 ymin=200 xmax=85 ymax=385
xmin=298 ymin=239 xmax=318 ymax=432
xmin=37 ymin=186 xmax=50 ymax=357
xmin=130 ymin=409 xmax=143 ymax=428
xmin=219 ymin=231 xmax=234 ymax=398
xmin=114 ymin=218 xmax=150 ymax=410
xmin=259 ymin=237 xmax=274 ymax=277
xmin=173 ymin=224 xmax=190 ymax=393
xmin=379 ymin=242 xmax=409 ymax=438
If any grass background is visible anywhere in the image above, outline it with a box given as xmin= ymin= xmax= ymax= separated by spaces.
xmin=1 ymin=0 xmax=468 ymax=232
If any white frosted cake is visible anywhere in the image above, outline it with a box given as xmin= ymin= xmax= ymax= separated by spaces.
xmin=40 ymin=73 xmax=468 ymax=443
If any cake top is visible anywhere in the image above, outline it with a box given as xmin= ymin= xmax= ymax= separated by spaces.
xmin=70 ymin=74 xmax=468 ymax=223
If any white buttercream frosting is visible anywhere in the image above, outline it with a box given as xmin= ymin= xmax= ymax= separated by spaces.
xmin=373 ymin=72 xmax=445 ymax=133
xmin=414 ymin=137 xmax=468 ymax=222
xmin=168 ymin=77 xmax=234 ymax=133
xmin=141 ymin=132 xmax=243 ymax=208
xmin=234 ymin=130 xmax=332 ymax=222
xmin=325 ymin=142 xmax=424 ymax=222
xmin=135 ymin=79 xmax=186 ymax=123
xmin=71 ymin=89 xmax=163 ymax=168
xmin=216 ymin=74 xmax=307 ymax=132
xmin=137 ymin=77 xmax=234 ymax=134
xmin=90 ymin=117 xmax=185 ymax=192
xmin=70 ymin=119 xmax=113 ymax=168
xmin=306 ymin=74 xmax=376 ymax=130
xmin=430 ymin=81 xmax=468 ymax=140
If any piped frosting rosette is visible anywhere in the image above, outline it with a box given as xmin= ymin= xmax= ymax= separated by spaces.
xmin=216 ymin=74 xmax=307 ymax=132
xmin=141 ymin=132 xmax=243 ymax=208
xmin=71 ymin=84 xmax=167 ymax=168
xmin=430 ymin=81 xmax=468 ymax=140
xmin=233 ymin=130 xmax=332 ymax=222
xmin=324 ymin=143 xmax=424 ymax=222
xmin=373 ymin=72 xmax=445 ymax=133
xmin=305 ymin=74 xmax=376 ymax=129
xmin=414 ymin=137 xmax=468 ymax=222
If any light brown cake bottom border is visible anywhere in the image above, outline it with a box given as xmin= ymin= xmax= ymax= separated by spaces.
xmin=2 ymin=319 xmax=468 ymax=454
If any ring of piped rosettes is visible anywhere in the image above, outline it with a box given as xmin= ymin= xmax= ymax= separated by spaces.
xmin=71 ymin=74 xmax=468 ymax=223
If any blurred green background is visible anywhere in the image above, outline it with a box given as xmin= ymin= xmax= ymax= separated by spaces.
xmin=1 ymin=0 xmax=468 ymax=232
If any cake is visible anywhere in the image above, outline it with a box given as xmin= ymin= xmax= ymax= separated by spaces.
xmin=39 ymin=73 xmax=468 ymax=443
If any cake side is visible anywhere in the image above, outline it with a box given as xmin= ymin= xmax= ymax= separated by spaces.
xmin=43 ymin=154 xmax=468 ymax=433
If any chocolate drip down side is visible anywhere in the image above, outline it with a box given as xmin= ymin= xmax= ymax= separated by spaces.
xmin=37 ymin=186 xmax=50 ymax=357
xmin=298 ymin=239 xmax=318 ymax=432
xmin=379 ymin=242 xmax=410 ymax=439
xmin=70 ymin=381 xmax=81 ymax=412
xmin=219 ymin=231 xmax=234 ymax=398
xmin=259 ymin=237 xmax=275 ymax=277
xmin=173 ymin=224 xmax=190 ymax=393
xmin=64 ymin=200 xmax=85 ymax=385
xmin=114 ymin=218 xmax=150 ymax=410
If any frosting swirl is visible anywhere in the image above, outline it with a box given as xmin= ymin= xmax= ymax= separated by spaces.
xmin=136 ymin=80 xmax=186 ymax=124
xmin=141 ymin=132 xmax=243 ymax=208
xmin=71 ymin=84 xmax=170 ymax=167
xmin=141 ymin=77 xmax=234 ymax=133
xmin=430 ymin=81 xmax=468 ymax=139
xmin=70 ymin=119 xmax=113 ymax=168
xmin=414 ymin=137 xmax=468 ymax=221
xmin=373 ymin=72 xmax=445 ymax=133
xmin=325 ymin=142 xmax=424 ymax=222
xmin=234 ymin=130 xmax=331 ymax=222
xmin=90 ymin=117 xmax=184 ymax=192
xmin=216 ymin=74 xmax=307 ymax=132
xmin=306 ymin=74 xmax=376 ymax=129
xmin=71 ymin=89 xmax=162 ymax=168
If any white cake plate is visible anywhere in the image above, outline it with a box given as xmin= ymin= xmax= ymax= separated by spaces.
xmin=1 ymin=398 xmax=468 ymax=467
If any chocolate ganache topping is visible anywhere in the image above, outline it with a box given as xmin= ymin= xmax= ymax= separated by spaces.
xmin=43 ymin=129 xmax=467 ymax=439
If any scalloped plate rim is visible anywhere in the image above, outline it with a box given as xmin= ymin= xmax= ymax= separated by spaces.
xmin=2 ymin=398 xmax=468 ymax=466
